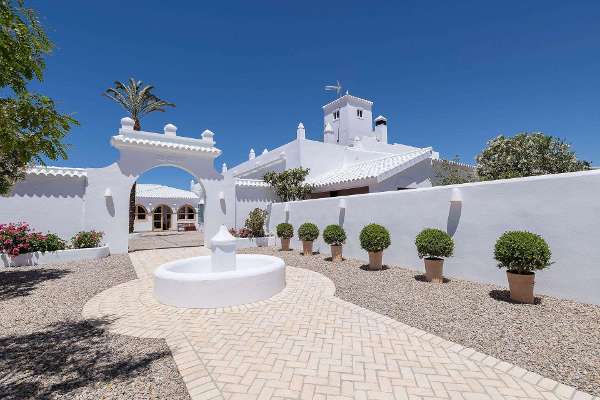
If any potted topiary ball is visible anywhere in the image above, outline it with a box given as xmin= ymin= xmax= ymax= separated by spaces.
xmin=276 ymin=223 xmax=293 ymax=251
xmin=298 ymin=222 xmax=319 ymax=256
xmin=359 ymin=224 xmax=391 ymax=270
xmin=323 ymin=224 xmax=346 ymax=261
xmin=415 ymin=228 xmax=454 ymax=283
xmin=494 ymin=231 xmax=552 ymax=304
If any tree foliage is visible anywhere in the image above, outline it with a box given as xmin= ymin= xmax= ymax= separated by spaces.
xmin=0 ymin=0 xmax=78 ymax=195
xmin=263 ymin=168 xmax=313 ymax=202
xmin=104 ymin=78 xmax=175 ymax=130
xmin=476 ymin=132 xmax=591 ymax=181
xmin=433 ymin=156 xmax=478 ymax=186
xmin=244 ymin=208 xmax=268 ymax=237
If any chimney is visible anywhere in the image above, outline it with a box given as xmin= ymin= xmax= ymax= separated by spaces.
xmin=374 ymin=115 xmax=388 ymax=143
xmin=249 ymin=148 xmax=255 ymax=160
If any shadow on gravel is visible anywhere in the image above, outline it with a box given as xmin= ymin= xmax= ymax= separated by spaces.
xmin=489 ymin=289 xmax=542 ymax=305
xmin=0 ymin=318 xmax=170 ymax=400
xmin=0 ymin=268 xmax=71 ymax=301
xmin=359 ymin=265 xmax=390 ymax=271
xmin=413 ymin=274 xmax=452 ymax=283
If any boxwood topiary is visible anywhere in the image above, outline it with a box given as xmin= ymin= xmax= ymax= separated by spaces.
xmin=359 ymin=224 xmax=391 ymax=253
xmin=415 ymin=228 xmax=454 ymax=259
xmin=323 ymin=224 xmax=346 ymax=246
xmin=494 ymin=231 xmax=551 ymax=274
xmin=276 ymin=223 xmax=293 ymax=239
xmin=298 ymin=223 xmax=319 ymax=242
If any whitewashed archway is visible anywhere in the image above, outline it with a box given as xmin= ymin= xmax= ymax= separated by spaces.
xmin=82 ymin=118 xmax=234 ymax=253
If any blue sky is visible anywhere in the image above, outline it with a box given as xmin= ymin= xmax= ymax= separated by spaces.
xmin=29 ymin=0 xmax=600 ymax=189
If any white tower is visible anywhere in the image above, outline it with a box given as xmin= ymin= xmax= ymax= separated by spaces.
xmin=322 ymin=94 xmax=375 ymax=146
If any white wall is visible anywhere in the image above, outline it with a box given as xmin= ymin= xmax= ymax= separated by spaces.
xmin=268 ymin=170 xmax=600 ymax=305
xmin=235 ymin=185 xmax=277 ymax=229
xmin=0 ymin=174 xmax=86 ymax=239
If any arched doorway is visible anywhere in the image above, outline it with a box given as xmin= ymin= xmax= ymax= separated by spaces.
xmin=152 ymin=205 xmax=173 ymax=231
xmin=87 ymin=120 xmax=234 ymax=254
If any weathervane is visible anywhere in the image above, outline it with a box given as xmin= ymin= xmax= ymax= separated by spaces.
xmin=325 ymin=80 xmax=343 ymax=98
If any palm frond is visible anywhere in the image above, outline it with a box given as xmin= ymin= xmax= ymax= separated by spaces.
xmin=103 ymin=78 xmax=175 ymax=128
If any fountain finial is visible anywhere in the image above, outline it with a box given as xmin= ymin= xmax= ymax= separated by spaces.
xmin=210 ymin=225 xmax=237 ymax=272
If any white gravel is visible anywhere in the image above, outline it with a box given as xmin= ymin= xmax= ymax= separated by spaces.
xmin=242 ymin=246 xmax=600 ymax=396
xmin=0 ymin=255 xmax=190 ymax=400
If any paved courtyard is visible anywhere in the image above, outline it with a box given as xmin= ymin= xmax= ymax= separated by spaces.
xmin=128 ymin=231 xmax=204 ymax=252
xmin=83 ymin=248 xmax=595 ymax=400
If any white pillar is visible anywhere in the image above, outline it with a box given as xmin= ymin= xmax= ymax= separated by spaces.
xmin=297 ymin=122 xmax=305 ymax=140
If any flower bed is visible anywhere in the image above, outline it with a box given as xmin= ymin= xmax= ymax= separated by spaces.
xmin=0 ymin=223 xmax=108 ymax=266
xmin=1 ymin=245 xmax=110 ymax=267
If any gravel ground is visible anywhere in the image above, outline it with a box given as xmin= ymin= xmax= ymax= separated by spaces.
xmin=242 ymin=246 xmax=600 ymax=396
xmin=0 ymin=255 xmax=190 ymax=400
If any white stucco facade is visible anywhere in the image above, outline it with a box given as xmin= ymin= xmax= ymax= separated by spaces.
xmin=133 ymin=183 xmax=204 ymax=232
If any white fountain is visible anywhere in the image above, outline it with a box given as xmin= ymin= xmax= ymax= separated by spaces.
xmin=153 ymin=225 xmax=285 ymax=308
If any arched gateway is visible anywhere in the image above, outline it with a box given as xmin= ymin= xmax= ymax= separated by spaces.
xmin=83 ymin=118 xmax=234 ymax=253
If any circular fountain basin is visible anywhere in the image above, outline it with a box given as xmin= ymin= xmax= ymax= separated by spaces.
xmin=153 ymin=254 xmax=285 ymax=308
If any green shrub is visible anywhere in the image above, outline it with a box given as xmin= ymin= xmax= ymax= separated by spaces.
xmin=359 ymin=224 xmax=391 ymax=253
xmin=244 ymin=208 xmax=268 ymax=237
xmin=71 ymin=230 xmax=104 ymax=249
xmin=323 ymin=224 xmax=346 ymax=246
xmin=298 ymin=223 xmax=319 ymax=242
xmin=276 ymin=223 xmax=293 ymax=239
xmin=30 ymin=233 xmax=67 ymax=253
xmin=494 ymin=231 xmax=551 ymax=274
xmin=415 ymin=228 xmax=454 ymax=259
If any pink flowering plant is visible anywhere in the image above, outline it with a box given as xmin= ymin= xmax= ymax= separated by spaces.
xmin=0 ymin=223 xmax=35 ymax=257
xmin=0 ymin=223 xmax=69 ymax=258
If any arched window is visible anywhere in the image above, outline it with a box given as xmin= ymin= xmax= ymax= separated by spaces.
xmin=178 ymin=205 xmax=195 ymax=220
xmin=135 ymin=205 xmax=147 ymax=220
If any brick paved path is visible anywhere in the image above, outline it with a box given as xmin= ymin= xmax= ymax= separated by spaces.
xmin=82 ymin=248 xmax=596 ymax=400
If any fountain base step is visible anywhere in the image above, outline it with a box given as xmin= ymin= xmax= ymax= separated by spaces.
xmin=153 ymin=254 xmax=285 ymax=308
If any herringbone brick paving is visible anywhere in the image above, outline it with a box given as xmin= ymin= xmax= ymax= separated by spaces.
xmin=82 ymin=248 xmax=597 ymax=400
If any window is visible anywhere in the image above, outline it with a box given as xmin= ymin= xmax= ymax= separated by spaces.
xmin=356 ymin=109 xmax=363 ymax=118
xmin=178 ymin=205 xmax=195 ymax=220
xmin=333 ymin=110 xmax=340 ymax=120
xmin=135 ymin=205 xmax=147 ymax=220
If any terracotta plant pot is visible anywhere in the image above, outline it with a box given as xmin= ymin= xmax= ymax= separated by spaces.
xmin=424 ymin=257 xmax=444 ymax=283
xmin=507 ymin=271 xmax=535 ymax=304
xmin=280 ymin=238 xmax=290 ymax=251
xmin=368 ymin=251 xmax=383 ymax=270
xmin=330 ymin=245 xmax=343 ymax=261
xmin=302 ymin=240 xmax=313 ymax=256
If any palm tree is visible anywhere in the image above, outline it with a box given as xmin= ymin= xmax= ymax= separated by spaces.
xmin=103 ymin=78 xmax=175 ymax=131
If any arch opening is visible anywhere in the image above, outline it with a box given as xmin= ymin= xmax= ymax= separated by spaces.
xmin=128 ymin=165 xmax=208 ymax=250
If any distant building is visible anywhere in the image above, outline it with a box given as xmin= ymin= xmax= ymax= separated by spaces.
xmin=229 ymin=94 xmax=445 ymax=197
xmin=133 ymin=183 xmax=204 ymax=232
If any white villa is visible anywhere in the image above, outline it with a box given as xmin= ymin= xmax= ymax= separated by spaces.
xmin=228 ymin=94 xmax=444 ymax=197
xmin=0 ymin=92 xmax=462 ymax=253
xmin=133 ymin=183 xmax=204 ymax=232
